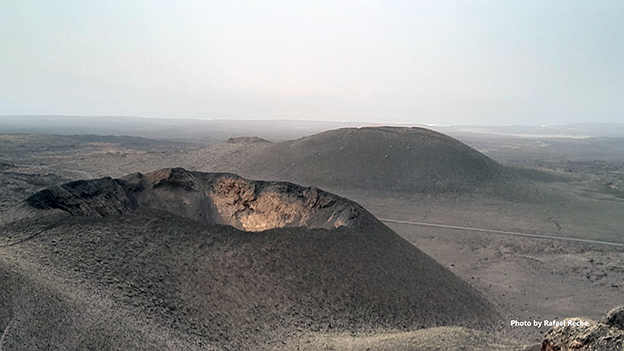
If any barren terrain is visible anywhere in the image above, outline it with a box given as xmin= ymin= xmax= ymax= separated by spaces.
xmin=1 ymin=125 xmax=623 ymax=350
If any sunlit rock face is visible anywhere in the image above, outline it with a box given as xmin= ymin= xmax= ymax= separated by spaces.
xmin=25 ymin=168 xmax=366 ymax=231
xmin=208 ymin=176 xmax=356 ymax=231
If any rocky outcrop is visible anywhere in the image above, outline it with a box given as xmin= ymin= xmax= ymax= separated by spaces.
xmin=601 ymin=305 xmax=624 ymax=330
xmin=541 ymin=306 xmax=624 ymax=350
xmin=24 ymin=167 xmax=367 ymax=231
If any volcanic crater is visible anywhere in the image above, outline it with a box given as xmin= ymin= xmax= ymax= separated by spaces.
xmin=1 ymin=167 xmax=503 ymax=349
xmin=25 ymin=167 xmax=365 ymax=232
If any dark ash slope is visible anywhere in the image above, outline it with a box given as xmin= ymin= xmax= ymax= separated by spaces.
xmin=1 ymin=168 xmax=501 ymax=350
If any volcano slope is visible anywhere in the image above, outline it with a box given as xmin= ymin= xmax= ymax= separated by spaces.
xmin=0 ymin=168 xmax=501 ymax=350
xmin=213 ymin=126 xmax=509 ymax=194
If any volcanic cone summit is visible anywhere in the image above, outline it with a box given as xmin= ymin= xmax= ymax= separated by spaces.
xmin=239 ymin=126 xmax=508 ymax=193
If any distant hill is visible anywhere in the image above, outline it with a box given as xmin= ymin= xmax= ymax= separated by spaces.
xmin=232 ymin=126 xmax=508 ymax=193
xmin=225 ymin=136 xmax=272 ymax=145
xmin=0 ymin=168 xmax=501 ymax=350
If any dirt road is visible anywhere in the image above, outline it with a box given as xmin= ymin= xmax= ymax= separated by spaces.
xmin=379 ymin=218 xmax=624 ymax=247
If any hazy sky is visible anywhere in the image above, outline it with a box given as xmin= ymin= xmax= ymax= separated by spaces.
xmin=1 ymin=1 xmax=622 ymax=125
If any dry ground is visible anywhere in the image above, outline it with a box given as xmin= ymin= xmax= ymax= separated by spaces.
xmin=1 ymin=132 xmax=623 ymax=350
